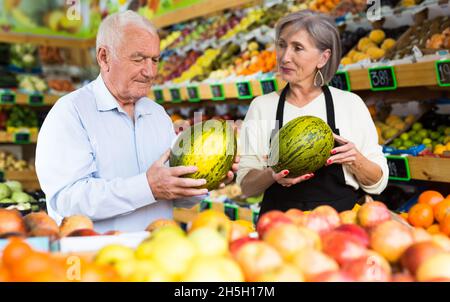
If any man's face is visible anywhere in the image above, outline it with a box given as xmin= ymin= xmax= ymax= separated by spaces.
xmin=106 ymin=26 xmax=160 ymax=103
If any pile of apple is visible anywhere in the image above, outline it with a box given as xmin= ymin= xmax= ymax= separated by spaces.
xmin=93 ymin=212 xmax=254 ymax=282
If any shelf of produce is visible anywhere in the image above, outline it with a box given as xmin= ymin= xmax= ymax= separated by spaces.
xmin=408 ymin=156 xmax=450 ymax=183
xmin=152 ymin=0 xmax=261 ymax=28
xmin=0 ymin=32 xmax=96 ymax=49
xmin=4 ymin=170 xmax=40 ymax=191
xmin=13 ymin=92 xmax=60 ymax=106
xmin=151 ymin=61 xmax=445 ymax=103
xmin=0 ymin=131 xmax=37 ymax=144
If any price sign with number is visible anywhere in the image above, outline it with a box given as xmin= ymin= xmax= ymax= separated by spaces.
xmin=0 ymin=90 xmax=16 ymax=104
xmin=435 ymin=60 xmax=450 ymax=87
xmin=14 ymin=132 xmax=30 ymax=144
xmin=368 ymin=66 xmax=397 ymax=91
xmin=187 ymin=86 xmax=200 ymax=102
xmin=210 ymin=84 xmax=225 ymax=101
xmin=386 ymin=155 xmax=411 ymax=181
xmin=260 ymin=78 xmax=278 ymax=95
xmin=236 ymin=81 xmax=253 ymax=99
xmin=28 ymin=94 xmax=44 ymax=106
xmin=252 ymin=210 xmax=260 ymax=226
xmin=199 ymin=200 xmax=212 ymax=212
xmin=224 ymin=204 xmax=239 ymax=221
xmin=153 ymin=89 xmax=164 ymax=103
xmin=329 ymin=71 xmax=351 ymax=91
xmin=170 ymin=88 xmax=182 ymax=103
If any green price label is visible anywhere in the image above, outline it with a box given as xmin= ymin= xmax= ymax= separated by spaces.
xmin=28 ymin=94 xmax=44 ymax=106
xmin=329 ymin=71 xmax=351 ymax=91
xmin=0 ymin=91 xmax=16 ymax=104
xmin=153 ymin=89 xmax=164 ymax=103
xmin=260 ymin=78 xmax=278 ymax=95
xmin=170 ymin=88 xmax=182 ymax=103
xmin=435 ymin=60 xmax=450 ymax=87
xmin=210 ymin=84 xmax=225 ymax=101
xmin=236 ymin=81 xmax=253 ymax=99
xmin=187 ymin=86 xmax=200 ymax=102
xmin=386 ymin=155 xmax=411 ymax=181
xmin=368 ymin=66 xmax=397 ymax=91
xmin=14 ymin=132 xmax=31 ymax=144
xmin=199 ymin=200 xmax=212 ymax=212
xmin=224 ymin=204 xmax=239 ymax=221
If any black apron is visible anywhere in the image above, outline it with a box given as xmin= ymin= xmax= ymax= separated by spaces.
xmin=260 ymin=84 xmax=360 ymax=215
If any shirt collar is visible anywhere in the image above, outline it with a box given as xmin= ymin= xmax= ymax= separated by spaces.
xmin=93 ymin=74 xmax=120 ymax=112
xmin=93 ymin=74 xmax=154 ymax=117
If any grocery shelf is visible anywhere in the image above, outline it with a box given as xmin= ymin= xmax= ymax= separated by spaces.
xmin=0 ymin=32 xmax=96 ymax=48
xmin=12 ymin=92 xmax=59 ymax=106
xmin=0 ymin=131 xmax=37 ymax=144
xmin=408 ymin=156 xmax=450 ymax=183
xmin=151 ymin=60 xmax=447 ymax=103
xmin=153 ymin=0 xmax=261 ymax=28
xmin=4 ymin=170 xmax=41 ymax=191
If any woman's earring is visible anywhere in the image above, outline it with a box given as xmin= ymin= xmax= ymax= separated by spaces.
xmin=314 ymin=69 xmax=325 ymax=87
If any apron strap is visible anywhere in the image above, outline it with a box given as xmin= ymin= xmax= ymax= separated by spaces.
xmin=322 ymin=85 xmax=339 ymax=134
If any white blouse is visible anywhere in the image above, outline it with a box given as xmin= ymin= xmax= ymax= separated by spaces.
xmin=236 ymin=86 xmax=389 ymax=195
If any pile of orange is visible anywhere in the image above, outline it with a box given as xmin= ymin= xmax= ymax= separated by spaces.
xmin=406 ymin=191 xmax=450 ymax=236
xmin=0 ymin=237 xmax=120 ymax=282
xmin=237 ymin=50 xmax=276 ymax=76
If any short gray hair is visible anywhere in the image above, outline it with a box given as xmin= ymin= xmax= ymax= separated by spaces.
xmin=96 ymin=10 xmax=158 ymax=58
xmin=275 ymin=10 xmax=341 ymax=84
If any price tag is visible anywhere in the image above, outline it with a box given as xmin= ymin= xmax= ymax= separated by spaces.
xmin=252 ymin=210 xmax=260 ymax=226
xmin=210 ymin=84 xmax=225 ymax=101
xmin=224 ymin=204 xmax=239 ymax=221
xmin=386 ymin=155 xmax=411 ymax=181
xmin=0 ymin=90 xmax=16 ymax=105
xmin=260 ymin=78 xmax=278 ymax=95
xmin=187 ymin=86 xmax=200 ymax=102
xmin=28 ymin=94 xmax=44 ymax=106
xmin=14 ymin=132 xmax=31 ymax=144
xmin=329 ymin=71 xmax=351 ymax=91
xmin=153 ymin=89 xmax=164 ymax=103
xmin=199 ymin=200 xmax=212 ymax=212
xmin=368 ymin=66 xmax=397 ymax=91
xmin=236 ymin=81 xmax=253 ymax=100
xmin=169 ymin=88 xmax=182 ymax=103
xmin=435 ymin=60 xmax=450 ymax=87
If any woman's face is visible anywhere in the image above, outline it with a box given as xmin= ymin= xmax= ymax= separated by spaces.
xmin=276 ymin=26 xmax=330 ymax=86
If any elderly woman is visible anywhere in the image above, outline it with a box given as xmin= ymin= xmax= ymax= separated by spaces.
xmin=237 ymin=10 xmax=389 ymax=214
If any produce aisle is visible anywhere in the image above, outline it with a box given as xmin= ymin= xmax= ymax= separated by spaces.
xmin=0 ymin=0 xmax=450 ymax=283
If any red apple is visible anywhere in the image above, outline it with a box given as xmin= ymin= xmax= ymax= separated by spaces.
xmin=285 ymin=209 xmax=307 ymax=226
xmin=416 ymin=253 xmax=450 ymax=281
xmin=263 ymin=223 xmax=310 ymax=261
xmin=339 ymin=210 xmax=357 ymax=224
xmin=334 ymin=224 xmax=370 ymax=247
xmin=341 ymin=251 xmax=391 ymax=282
xmin=309 ymin=271 xmax=355 ymax=282
xmin=254 ymin=263 xmax=304 ymax=282
xmin=321 ymin=231 xmax=368 ymax=265
xmin=370 ymin=220 xmax=414 ymax=263
xmin=233 ymin=241 xmax=284 ymax=282
xmin=400 ymin=241 xmax=444 ymax=275
xmin=291 ymin=248 xmax=339 ymax=281
xmin=312 ymin=205 xmax=341 ymax=229
xmin=256 ymin=210 xmax=293 ymax=238
xmin=60 ymin=215 xmax=94 ymax=237
xmin=357 ymin=201 xmax=391 ymax=228
xmin=66 ymin=228 xmax=100 ymax=237
xmin=229 ymin=237 xmax=259 ymax=257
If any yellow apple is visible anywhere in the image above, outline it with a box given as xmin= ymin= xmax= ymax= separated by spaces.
xmin=128 ymin=259 xmax=175 ymax=282
xmin=263 ymin=223 xmax=309 ymax=261
xmin=181 ymin=256 xmax=244 ymax=282
xmin=95 ymin=244 xmax=135 ymax=266
xmin=190 ymin=210 xmax=232 ymax=241
xmin=188 ymin=227 xmax=228 ymax=257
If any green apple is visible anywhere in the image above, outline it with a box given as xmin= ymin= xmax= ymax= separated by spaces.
xmin=147 ymin=225 xmax=185 ymax=241
xmin=95 ymin=244 xmax=135 ymax=266
xmin=188 ymin=227 xmax=228 ymax=257
xmin=181 ymin=256 xmax=244 ymax=282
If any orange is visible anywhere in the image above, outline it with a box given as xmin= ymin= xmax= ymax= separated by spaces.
xmin=1 ymin=238 xmax=33 ymax=270
xmin=10 ymin=251 xmax=54 ymax=282
xmin=427 ymin=224 xmax=441 ymax=235
xmin=434 ymin=199 xmax=450 ymax=223
xmin=408 ymin=203 xmax=434 ymax=228
xmin=440 ymin=215 xmax=450 ymax=236
xmin=418 ymin=190 xmax=444 ymax=208
xmin=0 ymin=267 xmax=10 ymax=282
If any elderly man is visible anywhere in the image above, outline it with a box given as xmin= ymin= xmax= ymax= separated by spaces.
xmin=36 ymin=11 xmax=236 ymax=232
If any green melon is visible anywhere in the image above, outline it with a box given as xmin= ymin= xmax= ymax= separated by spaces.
xmin=268 ymin=116 xmax=334 ymax=177
xmin=169 ymin=120 xmax=237 ymax=191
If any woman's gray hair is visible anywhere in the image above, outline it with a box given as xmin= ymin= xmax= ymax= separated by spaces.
xmin=275 ymin=10 xmax=341 ymax=84
xmin=96 ymin=10 xmax=158 ymax=58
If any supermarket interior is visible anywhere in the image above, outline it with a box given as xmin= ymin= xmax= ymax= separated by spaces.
xmin=0 ymin=0 xmax=450 ymax=283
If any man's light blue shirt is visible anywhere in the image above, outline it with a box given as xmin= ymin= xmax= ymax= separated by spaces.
xmin=36 ymin=75 xmax=199 ymax=232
